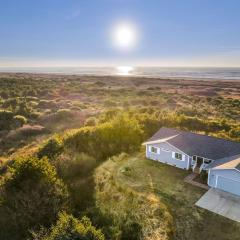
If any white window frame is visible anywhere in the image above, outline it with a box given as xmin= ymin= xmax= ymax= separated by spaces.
xmin=174 ymin=152 xmax=183 ymax=161
xmin=204 ymin=158 xmax=212 ymax=164
xmin=150 ymin=146 xmax=158 ymax=154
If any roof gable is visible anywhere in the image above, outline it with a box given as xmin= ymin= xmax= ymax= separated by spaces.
xmin=214 ymin=157 xmax=240 ymax=170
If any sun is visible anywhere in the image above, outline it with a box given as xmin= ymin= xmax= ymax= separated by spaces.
xmin=112 ymin=22 xmax=138 ymax=50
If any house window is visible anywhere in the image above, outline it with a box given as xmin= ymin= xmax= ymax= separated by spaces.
xmin=204 ymin=159 xmax=212 ymax=164
xmin=150 ymin=147 xmax=158 ymax=154
xmin=193 ymin=156 xmax=197 ymax=161
xmin=161 ymin=148 xmax=170 ymax=152
xmin=175 ymin=153 xmax=182 ymax=160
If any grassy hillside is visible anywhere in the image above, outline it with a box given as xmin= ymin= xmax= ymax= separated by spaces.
xmin=95 ymin=152 xmax=240 ymax=240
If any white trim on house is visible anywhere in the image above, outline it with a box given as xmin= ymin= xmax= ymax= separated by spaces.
xmin=215 ymin=175 xmax=219 ymax=188
xmin=148 ymin=145 xmax=151 ymax=152
xmin=208 ymin=169 xmax=211 ymax=186
xmin=187 ymin=156 xmax=190 ymax=169
xmin=211 ymin=168 xmax=240 ymax=173
xmin=142 ymin=135 xmax=179 ymax=146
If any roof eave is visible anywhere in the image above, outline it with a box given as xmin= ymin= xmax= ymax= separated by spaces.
xmin=142 ymin=134 xmax=179 ymax=146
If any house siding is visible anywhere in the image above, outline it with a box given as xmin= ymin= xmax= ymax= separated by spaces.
xmin=208 ymin=169 xmax=240 ymax=196
xmin=146 ymin=142 xmax=190 ymax=170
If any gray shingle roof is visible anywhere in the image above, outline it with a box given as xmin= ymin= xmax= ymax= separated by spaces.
xmin=147 ymin=127 xmax=240 ymax=160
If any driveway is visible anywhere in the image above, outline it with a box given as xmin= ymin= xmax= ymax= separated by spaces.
xmin=196 ymin=188 xmax=240 ymax=222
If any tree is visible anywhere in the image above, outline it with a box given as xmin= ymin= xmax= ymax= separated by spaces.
xmin=32 ymin=212 xmax=105 ymax=240
xmin=0 ymin=156 xmax=69 ymax=240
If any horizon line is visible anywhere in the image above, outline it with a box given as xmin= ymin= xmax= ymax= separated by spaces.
xmin=1 ymin=57 xmax=240 ymax=68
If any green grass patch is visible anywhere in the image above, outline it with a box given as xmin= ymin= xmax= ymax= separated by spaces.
xmin=95 ymin=152 xmax=240 ymax=240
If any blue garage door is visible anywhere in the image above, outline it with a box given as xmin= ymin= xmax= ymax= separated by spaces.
xmin=217 ymin=176 xmax=240 ymax=196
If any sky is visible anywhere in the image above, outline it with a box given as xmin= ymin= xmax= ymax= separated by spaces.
xmin=1 ymin=0 xmax=240 ymax=67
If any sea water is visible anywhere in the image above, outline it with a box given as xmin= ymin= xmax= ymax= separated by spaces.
xmin=1 ymin=67 xmax=240 ymax=81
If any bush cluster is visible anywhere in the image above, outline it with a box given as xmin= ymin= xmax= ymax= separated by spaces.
xmin=64 ymin=113 xmax=143 ymax=160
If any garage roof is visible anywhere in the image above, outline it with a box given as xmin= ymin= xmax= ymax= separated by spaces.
xmin=205 ymin=155 xmax=240 ymax=170
xmin=145 ymin=127 xmax=240 ymax=160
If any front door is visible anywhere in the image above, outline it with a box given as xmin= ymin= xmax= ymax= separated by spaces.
xmin=196 ymin=157 xmax=203 ymax=167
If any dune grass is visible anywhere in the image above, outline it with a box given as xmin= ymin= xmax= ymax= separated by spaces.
xmin=95 ymin=152 xmax=240 ymax=240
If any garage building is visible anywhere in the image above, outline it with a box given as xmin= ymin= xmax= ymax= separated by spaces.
xmin=207 ymin=155 xmax=240 ymax=196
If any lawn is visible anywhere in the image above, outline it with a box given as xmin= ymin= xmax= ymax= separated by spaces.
xmin=94 ymin=152 xmax=240 ymax=240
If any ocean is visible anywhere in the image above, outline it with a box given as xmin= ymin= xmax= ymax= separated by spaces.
xmin=0 ymin=67 xmax=240 ymax=81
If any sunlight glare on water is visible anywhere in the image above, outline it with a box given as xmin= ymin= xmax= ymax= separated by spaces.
xmin=116 ymin=66 xmax=134 ymax=75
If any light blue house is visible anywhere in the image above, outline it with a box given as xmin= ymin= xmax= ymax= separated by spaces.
xmin=143 ymin=127 xmax=240 ymax=196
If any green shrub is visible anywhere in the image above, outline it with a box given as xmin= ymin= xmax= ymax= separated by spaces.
xmin=104 ymin=99 xmax=117 ymax=107
xmin=38 ymin=136 xmax=63 ymax=160
xmin=58 ymin=153 xmax=96 ymax=180
xmin=0 ymin=111 xmax=28 ymax=130
xmin=229 ymin=126 xmax=240 ymax=139
xmin=177 ymin=115 xmax=206 ymax=131
xmin=0 ymin=156 xmax=69 ymax=240
xmin=121 ymin=221 xmax=143 ymax=240
xmin=15 ymin=100 xmax=32 ymax=117
xmin=84 ymin=116 xmax=98 ymax=126
xmin=33 ymin=212 xmax=104 ymax=240
xmin=55 ymin=152 xmax=97 ymax=212
xmin=0 ymin=110 xmax=14 ymax=130
xmin=56 ymin=109 xmax=73 ymax=119
xmin=38 ymin=100 xmax=57 ymax=109
xmin=2 ymin=97 xmax=19 ymax=110
xmin=64 ymin=114 xmax=143 ymax=160
xmin=12 ymin=115 xmax=27 ymax=128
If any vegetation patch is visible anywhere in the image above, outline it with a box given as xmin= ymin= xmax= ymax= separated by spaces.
xmin=0 ymin=74 xmax=239 ymax=240
xmin=95 ymin=152 xmax=240 ymax=240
